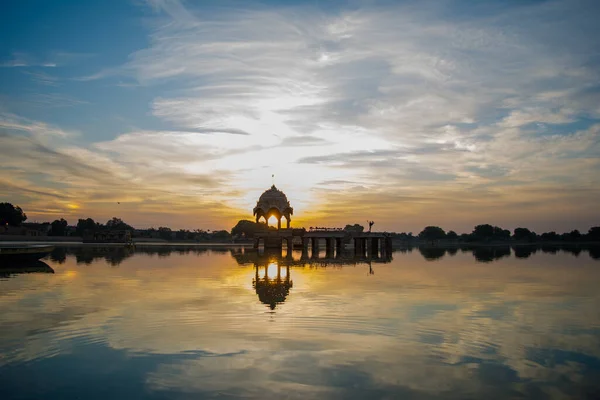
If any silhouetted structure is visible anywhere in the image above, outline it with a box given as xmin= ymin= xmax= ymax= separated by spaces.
xmin=253 ymin=185 xmax=293 ymax=229
xmin=252 ymin=262 xmax=293 ymax=310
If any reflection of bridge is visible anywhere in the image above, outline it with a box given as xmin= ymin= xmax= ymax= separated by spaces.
xmin=235 ymin=246 xmax=393 ymax=268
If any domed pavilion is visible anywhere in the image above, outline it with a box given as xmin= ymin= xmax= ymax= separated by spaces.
xmin=253 ymin=185 xmax=293 ymax=229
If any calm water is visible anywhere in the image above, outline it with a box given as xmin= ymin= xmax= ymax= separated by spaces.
xmin=1 ymin=245 xmax=600 ymax=399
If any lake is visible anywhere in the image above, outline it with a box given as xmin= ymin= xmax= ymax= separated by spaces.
xmin=1 ymin=245 xmax=600 ymax=399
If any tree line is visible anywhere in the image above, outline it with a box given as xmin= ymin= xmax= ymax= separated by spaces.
xmin=0 ymin=202 xmax=232 ymax=241
xmin=414 ymin=224 xmax=600 ymax=243
xmin=2 ymin=202 xmax=599 ymax=243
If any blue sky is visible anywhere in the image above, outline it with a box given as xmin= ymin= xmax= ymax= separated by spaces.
xmin=1 ymin=0 xmax=599 ymax=232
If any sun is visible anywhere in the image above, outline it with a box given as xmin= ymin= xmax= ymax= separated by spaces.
xmin=268 ymin=215 xmax=278 ymax=226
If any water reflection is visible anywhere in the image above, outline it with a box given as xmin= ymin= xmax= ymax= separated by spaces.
xmin=40 ymin=244 xmax=600 ymax=266
xmin=1 ymin=245 xmax=600 ymax=399
xmin=253 ymin=262 xmax=293 ymax=310
xmin=0 ymin=260 xmax=54 ymax=278
xmin=244 ymin=249 xmax=391 ymax=309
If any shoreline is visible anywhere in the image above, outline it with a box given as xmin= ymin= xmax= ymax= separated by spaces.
xmin=1 ymin=240 xmax=598 ymax=249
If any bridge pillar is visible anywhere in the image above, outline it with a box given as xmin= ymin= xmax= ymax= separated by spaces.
xmin=335 ymin=238 xmax=342 ymax=254
xmin=311 ymin=238 xmax=319 ymax=257
xmin=326 ymin=238 xmax=335 ymax=256
xmin=355 ymin=238 xmax=365 ymax=257
xmin=253 ymin=238 xmax=259 ymax=249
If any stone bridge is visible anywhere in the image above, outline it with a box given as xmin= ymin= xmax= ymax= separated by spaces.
xmin=253 ymin=229 xmax=392 ymax=258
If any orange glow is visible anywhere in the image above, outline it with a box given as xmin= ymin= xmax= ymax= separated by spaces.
xmin=64 ymin=270 xmax=78 ymax=279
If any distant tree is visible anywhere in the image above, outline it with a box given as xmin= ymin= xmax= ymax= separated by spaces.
xmin=106 ymin=217 xmax=134 ymax=231
xmin=472 ymin=224 xmax=495 ymax=240
xmin=496 ymin=227 xmax=511 ymax=240
xmin=211 ymin=230 xmax=232 ymax=242
xmin=158 ymin=227 xmax=172 ymax=240
xmin=418 ymin=226 xmax=446 ymax=241
xmin=562 ymin=230 xmax=581 ymax=242
xmin=344 ymin=224 xmax=364 ymax=233
xmin=588 ymin=227 xmax=600 ymax=241
xmin=231 ymin=220 xmax=269 ymax=237
xmin=540 ymin=231 xmax=560 ymax=241
xmin=513 ymin=227 xmax=533 ymax=241
xmin=0 ymin=202 xmax=27 ymax=226
xmin=460 ymin=233 xmax=472 ymax=242
xmin=446 ymin=230 xmax=458 ymax=240
xmin=472 ymin=224 xmax=510 ymax=241
xmin=175 ymin=229 xmax=187 ymax=240
xmin=50 ymin=218 xmax=68 ymax=236
xmin=76 ymin=218 xmax=97 ymax=236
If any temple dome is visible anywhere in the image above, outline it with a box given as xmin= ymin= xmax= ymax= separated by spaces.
xmin=253 ymin=185 xmax=293 ymax=228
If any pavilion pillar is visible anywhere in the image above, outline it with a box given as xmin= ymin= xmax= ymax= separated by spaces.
xmin=277 ymin=217 xmax=281 ymax=230
xmin=354 ymin=237 xmax=364 ymax=256
xmin=253 ymin=238 xmax=259 ymax=249
xmin=372 ymin=238 xmax=379 ymax=258
xmin=287 ymin=217 xmax=290 ymax=229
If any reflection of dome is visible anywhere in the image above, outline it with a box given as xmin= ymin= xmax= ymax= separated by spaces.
xmin=253 ymin=185 xmax=293 ymax=229
xmin=252 ymin=263 xmax=293 ymax=310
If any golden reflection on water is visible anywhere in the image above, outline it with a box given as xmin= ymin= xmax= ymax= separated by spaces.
xmin=1 ymin=246 xmax=600 ymax=399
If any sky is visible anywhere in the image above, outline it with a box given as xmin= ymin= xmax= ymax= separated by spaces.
xmin=1 ymin=0 xmax=599 ymax=233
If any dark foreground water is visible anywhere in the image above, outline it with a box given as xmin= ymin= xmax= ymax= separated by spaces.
xmin=1 ymin=245 xmax=600 ymax=399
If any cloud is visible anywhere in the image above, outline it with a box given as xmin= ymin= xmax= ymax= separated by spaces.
xmin=21 ymin=70 xmax=59 ymax=86
xmin=2 ymin=0 xmax=600 ymax=231
xmin=0 ymin=51 xmax=92 ymax=68
xmin=0 ymin=113 xmax=75 ymax=138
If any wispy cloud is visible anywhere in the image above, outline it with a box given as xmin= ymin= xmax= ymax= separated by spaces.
xmin=21 ymin=70 xmax=60 ymax=86
xmin=2 ymin=0 xmax=600 ymax=231
xmin=0 ymin=113 xmax=75 ymax=138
